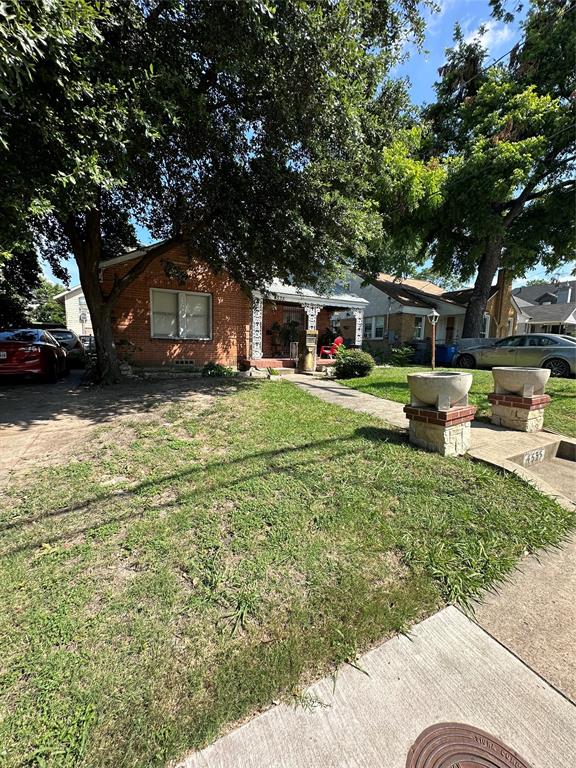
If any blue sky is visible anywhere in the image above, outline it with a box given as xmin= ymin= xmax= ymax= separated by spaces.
xmin=43 ymin=1 xmax=570 ymax=289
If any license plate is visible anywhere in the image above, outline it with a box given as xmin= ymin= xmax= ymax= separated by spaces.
xmin=0 ymin=351 xmax=6 ymax=359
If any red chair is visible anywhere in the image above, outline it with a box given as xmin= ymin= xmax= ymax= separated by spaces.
xmin=319 ymin=336 xmax=344 ymax=359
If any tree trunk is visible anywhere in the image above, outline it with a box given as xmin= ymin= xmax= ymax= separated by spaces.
xmin=89 ymin=301 xmax=121 ymax=383
xmin=461 ymin=236 xmax=503 ymax=338
xmin=64 ymin=210 xmax=122 ymax=384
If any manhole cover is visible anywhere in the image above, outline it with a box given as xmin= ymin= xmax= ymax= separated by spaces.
xmin=406 ymin=723 xmax=533 ymax=768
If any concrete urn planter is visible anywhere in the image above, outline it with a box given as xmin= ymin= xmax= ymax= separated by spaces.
xmin=407 ymin=371 xmax=473 ymax=411
xmin=492 ymin=366 xmax=550 ymax=398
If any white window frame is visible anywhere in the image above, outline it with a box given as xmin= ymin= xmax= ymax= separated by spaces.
xmin=480 ymin=313 xmax=491 ymax=339
xmin=150 ymin=288 xmax=212 ymax=341
xmin=363 ymin=316 xmax=375 ymax=339
xmin=413 ymin=315 xmax=425 ymax=340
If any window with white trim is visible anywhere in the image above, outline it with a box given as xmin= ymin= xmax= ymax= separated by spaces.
xmin=363 ymin=316 xmax=385 ymax=340
xmin=151 ymin=289 xmax=211 ymax=340
xmin=480 ymin=313 xmax=491 ymax=338
xmin=413 ymin=316 xmax=425 ymax=340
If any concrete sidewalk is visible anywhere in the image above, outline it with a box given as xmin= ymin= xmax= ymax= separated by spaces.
xmin=179 ymin=607 xmax=576 ymax=768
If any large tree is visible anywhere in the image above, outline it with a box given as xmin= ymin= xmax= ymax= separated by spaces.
xmin=1 ymin=0 xmax=423 ymax=381
xmin=367 ymin=0 xmax=575 ymax=336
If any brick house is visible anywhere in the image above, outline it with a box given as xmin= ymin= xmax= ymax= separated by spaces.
xmin=336 ymin=269 xmax=516 ymax=353
xmin=59 ymin=240 xmax=368 ymax=370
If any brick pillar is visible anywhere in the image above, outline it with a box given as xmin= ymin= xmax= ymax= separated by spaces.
xmin=403 ymin=404 xmax=477 ymax=457
xmin=488 ymin=393 xmax=551 ymax=432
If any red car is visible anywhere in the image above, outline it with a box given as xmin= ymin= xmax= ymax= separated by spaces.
xmin=0 ymin=329 xmax=67 ymax=381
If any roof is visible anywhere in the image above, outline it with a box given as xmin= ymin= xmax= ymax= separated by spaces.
xmin=99 ymin=242 xmax=368 ymax=308
xmin=523 ymin=302 xmax=576 ymax=324
xmin=376 ymin=273 xmax=445 ymax=295
xmin=99 ymin=239 xmax=173 ymax=268
xmin=54 ymin=284 xmax=83 ymax=301
xmin=263 ymin=280 xmax=368 ymax=309
xmin=368 ymin=278 xmax=436 ymax=308
xmin=442 ymin=286 xmax=499 ymax=305
xmin=512 ymin=279 xmax=576 ymax=304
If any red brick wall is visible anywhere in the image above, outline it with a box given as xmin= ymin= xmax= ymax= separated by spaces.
xmin=101 ymin=244 xmax=252 ymax=367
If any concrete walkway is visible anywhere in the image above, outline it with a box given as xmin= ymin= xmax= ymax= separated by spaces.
xmin=292 ymin=375 xmax=408 ymax=429
xmin=179 ymin=607 xmax=576 ymax=768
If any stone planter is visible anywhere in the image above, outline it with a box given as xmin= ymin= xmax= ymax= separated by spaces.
xmin=492 ymin=366 xmax=550 ymax=398
xmin=490 ymin=367 xmax=551 ymax=432
xmin=407 ymin=371 xmax=473 ymax=412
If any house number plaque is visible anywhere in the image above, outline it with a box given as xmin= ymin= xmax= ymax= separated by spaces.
xmin=406 ymin=723 xmax=533 ymax=768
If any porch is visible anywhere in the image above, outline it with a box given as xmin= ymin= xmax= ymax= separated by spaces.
xmin=246 ymin=281 xmax=368 ymax=370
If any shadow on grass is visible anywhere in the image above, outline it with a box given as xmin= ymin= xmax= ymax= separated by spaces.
xmin=1 ymin=423 xmax=406 ymax=556
xmin=354 ymin=426 xmax=408 ymax=444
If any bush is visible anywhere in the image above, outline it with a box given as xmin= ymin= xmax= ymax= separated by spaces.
xmin=333 ymin=348 xmax=375 ymax=378
xmin=389 ymin=345 xmax=415 ymax=366
xmin=201 ymin=361 xmax=235 ymax=377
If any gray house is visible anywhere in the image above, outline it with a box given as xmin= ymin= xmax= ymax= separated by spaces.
xmin=512 ymin=279 xmax=576 ymax=335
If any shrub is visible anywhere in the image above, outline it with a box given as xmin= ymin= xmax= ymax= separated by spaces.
xmin=389 ymin=345 xmax=415 ymax=366
xmin=333 ymin=348 xmax=375 ymax=378
xmin=201 ymin=361 xmax=235 ymax=377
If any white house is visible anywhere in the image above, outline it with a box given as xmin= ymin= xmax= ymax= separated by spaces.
xmin=55 ymin=286 xmax=93 ymax=336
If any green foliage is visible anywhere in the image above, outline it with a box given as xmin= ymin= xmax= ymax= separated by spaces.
xmin=201 ymin=361 xmax=235 ymax=378
xmin=333 ymin=347 xmax=375 ymax=378
xmin=366 ymin=0 xmax=575 ymax=335
xmin=28 ymin=277 xmax=66 ymax=325
xmin=389 ymin=345 xmax=415 ymax=366
xmin=0 ymin=0 xmax=425 ymax=380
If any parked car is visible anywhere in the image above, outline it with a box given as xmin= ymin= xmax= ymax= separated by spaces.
xmin=48 ymin=328 xmax=86 ymax=367
xmin=0 ymin=329 xmax=67 ymax=381
xmin=79 ymin=335 xmax=96 ymax=352
xmin=454 ymin=333 xmax=576 ymax=377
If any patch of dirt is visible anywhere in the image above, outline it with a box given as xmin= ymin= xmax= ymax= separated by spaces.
xmin=0 ymin=375 xmax=235 ymax=488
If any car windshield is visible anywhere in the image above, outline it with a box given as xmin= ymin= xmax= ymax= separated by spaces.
xmin=49 ymin=329 xmax=75 ymax=340
xmin=0 ymin=329 xmax=39 ymax=342
xmin=560 ymin=335 xmax=576 ymax=344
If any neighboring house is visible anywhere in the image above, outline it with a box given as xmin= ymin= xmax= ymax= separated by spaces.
xmin=337 ymin=269 xmax=515 ymax=350
xmin=55 ymin=240 xmax=368 ymax=369
xmin=55 ymin=285 xmax=93 ymax=336
xmin=512 ymin=279 xmax=576 ymax=335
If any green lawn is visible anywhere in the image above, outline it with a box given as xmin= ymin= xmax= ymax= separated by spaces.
xmin=340 ymin=366 xmax=576 ymax=437
xmin=1 ymin=380 xmax=574 ymax=767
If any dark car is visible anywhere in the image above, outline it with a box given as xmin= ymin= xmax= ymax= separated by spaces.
xmin=48 ymin=328 xmax=86 ymax=368
xmin=0 ymin=329 xmax=67 ymax=381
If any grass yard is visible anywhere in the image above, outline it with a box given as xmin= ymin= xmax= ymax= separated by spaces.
xmin=340 ymin=366 xmax=576 ymax=437
xmin=1 ymin=380 xmax=574 ymax=767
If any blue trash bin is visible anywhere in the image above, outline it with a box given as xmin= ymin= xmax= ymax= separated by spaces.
xmin=435 ymin=344 xmax=457 ymax=365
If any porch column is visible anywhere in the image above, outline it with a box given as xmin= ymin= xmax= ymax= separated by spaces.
xmin=302 ymin=303 xmax=321 ymax=330
xmin=251 ymin=295 xmax=264 ymax=359
xmin=353 ymin=307 xmax=364 ymax=346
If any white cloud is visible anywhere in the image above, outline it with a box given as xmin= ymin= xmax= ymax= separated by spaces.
xmin=464 ymin=20 xmax=515 ymax=53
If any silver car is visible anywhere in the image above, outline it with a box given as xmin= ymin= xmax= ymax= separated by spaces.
xmin=455 ymin=333 xmax=576 ymax=377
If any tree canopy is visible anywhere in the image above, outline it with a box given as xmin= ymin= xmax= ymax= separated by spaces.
xmin=1 ymin=0 xmax=424 ymax=379
xmin=366 ymin=0 xmax=575 ymax=336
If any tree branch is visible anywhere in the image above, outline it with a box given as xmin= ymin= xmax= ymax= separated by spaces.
xmin=105 ymin=237 xmax=182 ymax=306
xmin=499 ymin=178 xmax=575 ymax=212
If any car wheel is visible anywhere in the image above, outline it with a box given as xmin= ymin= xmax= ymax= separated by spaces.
xmin=456 ymin=353 xmax=475 ymax=369
xmin=542 ymin=357 xmax=570 ymax=378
